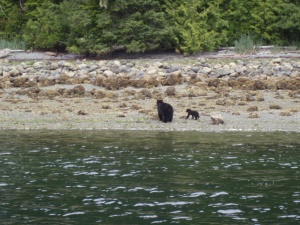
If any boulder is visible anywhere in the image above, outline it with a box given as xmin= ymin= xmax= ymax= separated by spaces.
xmin=0 ymin=48 xmax=11 ymax=58
xmin=210 ymin=115 xmax=224 ymax=125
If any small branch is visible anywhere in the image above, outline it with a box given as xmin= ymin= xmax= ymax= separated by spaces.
xmin=19 ymin=0 xmax=25 ymax=12
xmin=0 ymin=4 xmax=8 ymax=19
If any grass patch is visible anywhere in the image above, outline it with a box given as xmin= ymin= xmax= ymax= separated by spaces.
xmin=234 ymin=34 xmax=262 ymax=54
xmin=0 ymin=38 xmax=26 ymax=50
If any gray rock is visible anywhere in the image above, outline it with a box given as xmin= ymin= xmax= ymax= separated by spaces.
xmin=136 ymin=71 xmax=144 ymax=78
xmin=201 ymin=67 xmax=212 ymax=74
xmin=89 ymin=64 xmax=99 ymax=72
xmin=191 ymin=67 xmax=200 ymax=73
xmin=78 ymin=63 xmax=89 ymax=70
xmin=33 ymin=62 xmax=43 ymax=69
xmin=50 ymin=62 xmax=59 ymax=70
xmin=0 ymin=48 xmax=11 ymax=58
xmin=49 ymin=72 xmax=61 ymax=80
xmin=119 ymin=65 xmax=129 ymax=73
xmin=126 ymin=62 xmax=135 ymax=68
xmin=9 ymin=68 xmax=20 ymax=77
xmin=67 ymin=71 xmax=76 ymax=78
xmin=147 ymin=68 xmax=157 ymax=75
xmin=217 ymin=68 xmax=231 ymax=76
xmin=103 ymin=70 xmax=114 ymax=77
xmin=113 ymin=60 xmax=121 ymax=67
xmin=272 ymin=58 xmax=282 ymax=64
xmin=110 ymin=65 xmax=119 ymax=73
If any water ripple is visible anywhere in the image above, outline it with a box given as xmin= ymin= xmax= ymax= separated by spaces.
xmin=63 ymin=212 xmax=85 ymax=217
xmin=210 ymin=192 xmax=229 ymax=197
xmin=218 ymin=209 xmax=243 ymax=214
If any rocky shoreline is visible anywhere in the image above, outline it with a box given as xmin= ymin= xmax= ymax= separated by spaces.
xmin=0 ymin=55 xmax=299 ymax=132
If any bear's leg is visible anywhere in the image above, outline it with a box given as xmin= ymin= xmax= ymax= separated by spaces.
xmin=158 ymin=113 xmax=163 ymax=121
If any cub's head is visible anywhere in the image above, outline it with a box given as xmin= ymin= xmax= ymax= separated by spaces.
xmin=186 ymin=109 xmax=191 ymax=112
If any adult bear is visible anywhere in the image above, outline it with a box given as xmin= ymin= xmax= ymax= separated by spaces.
xmin=157 ymin=100 xmax=173 ymax=123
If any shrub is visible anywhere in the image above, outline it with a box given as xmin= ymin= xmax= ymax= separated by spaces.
xmin=0 ymin=38 xmax=26 ymax=50
xmin=234 ymin=34 xmax=262 ymax=54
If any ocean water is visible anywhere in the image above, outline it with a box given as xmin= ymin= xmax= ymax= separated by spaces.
xmin=0 ymin=131 xmax=299 ymax=225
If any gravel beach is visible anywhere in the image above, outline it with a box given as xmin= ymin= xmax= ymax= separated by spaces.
xmin=0 ymin=51 xmax=299 ymax=132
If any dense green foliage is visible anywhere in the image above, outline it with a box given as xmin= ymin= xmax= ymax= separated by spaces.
xmin=0 ymin=0 xmax=299 ymax=54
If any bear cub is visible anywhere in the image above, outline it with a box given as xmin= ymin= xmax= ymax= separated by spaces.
xmin=186 ymin=109 xmax=200 ymax=120
xmin=157 ymin=100 xmax=173 ymax=123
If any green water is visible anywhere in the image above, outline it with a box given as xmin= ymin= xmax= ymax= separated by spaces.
xmin=0 ymin=131 xmax=299 ymax=225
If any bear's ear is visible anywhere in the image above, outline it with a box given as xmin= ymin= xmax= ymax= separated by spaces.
xmin=157 ymin=100 xmax=163 ymax=103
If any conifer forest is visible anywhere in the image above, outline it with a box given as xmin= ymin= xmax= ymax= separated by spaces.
xmin=0 ymin=0 xmax=299 ymax=55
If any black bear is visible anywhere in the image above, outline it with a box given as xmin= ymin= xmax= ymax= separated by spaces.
xmin=157 ymin=100 xmax=173 ymax=123
xmin=186 ymin=109 xmax=200 ymax=120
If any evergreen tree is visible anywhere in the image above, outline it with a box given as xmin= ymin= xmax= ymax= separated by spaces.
xmin=0 ymin=0 xmax=26 ymax=39
xmin=1 ymin=0 xmax=300 ymax=54
xmin=277 ymin=0 xmax=300 ymax=45
xmin=249 ymin=0 xmax=282 ymax=44
xmin=66 ymin=0 xmax=177 ymax=54
xmin=23 ymin=1 xmax=65 ymax=49
xmin=165 ymin=0 xmax=228 ymax=54
xmin=221 ymin=0 xmax=255 ymax=44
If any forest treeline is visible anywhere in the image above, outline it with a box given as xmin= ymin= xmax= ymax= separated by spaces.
xmin=0 ymin=0 xmax=299 ymax=55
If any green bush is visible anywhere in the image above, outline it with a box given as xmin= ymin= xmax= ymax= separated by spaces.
xmin=234 ymin=34 xmax=262 ymax=54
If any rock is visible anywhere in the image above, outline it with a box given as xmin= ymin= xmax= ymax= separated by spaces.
xmin=103 ymin=70 xmax=114 ymax=77
xmin=117 ymin=113 xmax=126 ymax=117
xmin=113 ymin=60 xmax=121 ymax=67
xmin=45 ymin=51 xmax=57 ymax=57
xmin=255 ymin=91 xmax=265 ymax=101
xmin=248 ymin=112 xmax=260 ymax=118
xmin=119 ymin=65 xmax=129 ymax=73
xmin=280 ymin=111 xmax=292 ymax=116
xmin=272 ymin=58 xmax=282 ymax=64
xmin=211 ymin=115 xmax=224 ymax=125
xmin=191 ymin=67 xmax=200 ymax=73
xmin=102 ymin=103 xmax=111 ymax=109
xmin=0 ymin=48 xmax=11 ymax=58
xmin=163 ymin=71 xmax=183 ymax=85
xmin=66 ymin=71 xmax=76 ymax=78
xmin=242 ymin=93 xmax=255 ymax=102
xmin=207 ymin=78 xmax=220 ymax=87
xmin=71 ymin=85 xmax=85 ymax=96
xmin=147 ymin=68 xmax=157 ymax=75
xmin=95 ymin=90 xmax=106 ymax=99
xmin=136 ymin=70 xmax=145 ymax=79
xmin=247 ymin=106 xmax=258 ymax=111
xmin=200 ymin=67 xmax=212 ymax=74
xmin=238 ymin=101 xmax=247 ymax=106
xmin=140 ymin=89 xmax=152 ymax=98
xmin=165 ymin=87 xmax=176 ymax=96
xmin=228 ymin=62 xmax=237 ymax=68
xmin=217 ymin=68 xmax=231 ymax=76
xmin=49 ymin=62 xmax=59 ymax=70
xmin=198 ymin=57 xmax=206 ymax=63
xmin=9 ymin=68 xmax=20 ymax=77
xmin=269 ymin=104 xmax=282 ymax=109
xmin=33 ymin=61 xmax=43 ymax=69
xmin=46 ymin=89 xmax=60 ymax=98
xmin=154 ymin=62 xmax=163 ymax=68
xmin=77 ymin=110 xmax=88 ymax=115
xmin=12 ymin=77 xmax=27 ymax=87
xmin=216 ymin=99 xmax=225 ymax=105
